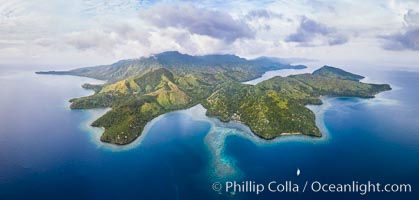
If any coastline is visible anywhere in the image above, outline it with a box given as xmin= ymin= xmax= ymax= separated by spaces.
xmin=79 ymin=104 xmax=214 ymax=152
xmin=74 ymin=66 xmax=396 ymax=155
xmin=306 ymin=96 xmax=332 ymax=142
xmin=69 ymin=72 xmax=400 ymax=184
xmin=71 ymin=63 xmax=393 ymax=151
xmin=201 ymin=97 xmax=334 ymax=181
xmin=77 ymin=90 xmax=335 ymax=153
xmin=77 ymin=100 xmax=334 ymax=180
xmin=80 ymin=107 xmax=176 ymax=151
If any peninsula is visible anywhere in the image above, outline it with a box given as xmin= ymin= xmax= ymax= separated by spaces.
xmin=37 ymin=51 xmax=391 ymax=144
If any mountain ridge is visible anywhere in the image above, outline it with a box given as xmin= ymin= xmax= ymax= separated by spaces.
xmin=36 ymin=51 xmax=307 ymax=82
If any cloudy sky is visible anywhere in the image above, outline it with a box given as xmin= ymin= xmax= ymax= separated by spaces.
xmin=0 ymin=0 xmax=418 ymax=69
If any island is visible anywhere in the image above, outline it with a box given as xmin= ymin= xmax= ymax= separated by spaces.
xmin=37 ymin=51 xmax=391 ymax=145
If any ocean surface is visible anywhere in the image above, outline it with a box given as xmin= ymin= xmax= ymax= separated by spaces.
xmin=0 ymin=65 xmax=418 ymax=199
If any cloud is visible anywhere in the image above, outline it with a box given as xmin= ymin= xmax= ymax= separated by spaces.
xmin=380 ymin=10 xmax=419 ymax=51
xmin=106 ymin=23 xmax=150 ymax=44
xmin=285 ymin=16 xmax=348 ymax=46
xmin=80 ymin=0 xmax=138 ymax=16
xmin=64 ymin=30 xmax=121 ymax=52
xmin=138 ymin=3 xmax=255 ymax=43
xmin=245 ymin=9 xmax=283 ymax=19
xmin=380 ymin=28 xmax=419 ymax=51
xmin=1 ymin=0 xmax=419 ymax=67
xmin=404 ymin=9 xmax=419 ymax=27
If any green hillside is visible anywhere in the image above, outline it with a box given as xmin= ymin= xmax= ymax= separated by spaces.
xmin=312 ymin=66 xmax=365 ymax=81
xmin=38 ymin=52 xmax=391 ymax=145
xmin=204 ymin=72 xmax=391 ymax=139
xmin=70 ymin=68 xmax=205 ymax=144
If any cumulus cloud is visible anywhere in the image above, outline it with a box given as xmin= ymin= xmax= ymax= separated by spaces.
xmin=138 ymin=3 xmax=255 ymax=43
xmin=285 ymin=16 xmax=348 ymax=46
xmin=380 ymin=10 xmax=419 ymax=51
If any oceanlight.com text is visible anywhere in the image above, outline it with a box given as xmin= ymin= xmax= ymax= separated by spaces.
xmin=212 ymin=180 xmax=412 ymax=195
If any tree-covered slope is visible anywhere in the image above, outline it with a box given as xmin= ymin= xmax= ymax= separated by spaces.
xmin=38 ymin=52 xmax=391 ymax=145
xmin=203 ymin=82 xmax=320 ymax=138
xmin=203 ymin=70 xmax=391 ymax=139
xmin=70 ymin=68 xmax=208 ymax=144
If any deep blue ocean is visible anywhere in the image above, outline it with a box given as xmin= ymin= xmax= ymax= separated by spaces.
xmin=0 ymin=66 xmax=418 ymax=199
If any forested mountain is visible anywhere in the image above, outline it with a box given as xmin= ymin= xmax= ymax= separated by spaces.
xmin=37 ymin=51 xmax=305 ymax=82
xmin=37 ymin=53 xmax=391 ymax=145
